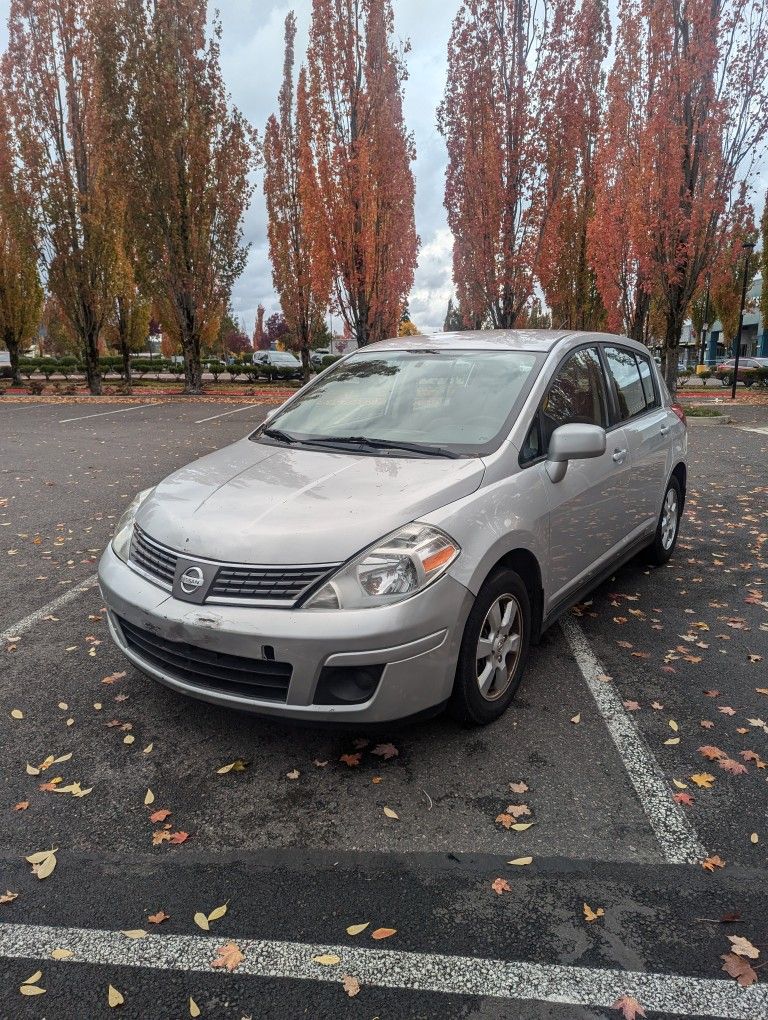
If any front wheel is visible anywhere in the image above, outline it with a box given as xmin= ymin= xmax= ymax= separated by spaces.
xmin=721 ymin=374 xmax=732 ymax=386
xmin=449 ymin=568 xmax=531 ymax=726
xmin=646 ymin=477 xmax=682 ymax=566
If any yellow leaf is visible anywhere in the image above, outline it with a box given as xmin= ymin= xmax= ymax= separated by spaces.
xmin=50 ymin=948 xmax=73 ymax=960
xmin=583 ymin=903 xmax=605 ymax=923
xmin=22 ymin=970 xmax=42 ymax=985
xmin=346 ymin=922 xmax=369 ymax=936
xmin=313 ymin=954 xmax=341 ymax=966
xmin=10 ymin=709 xmax=23 ymax=719
xmin=189 ymin=996 xmax=201 ymax=1017
xmin=691 ymin=772 xmax=715 ymax=789
xmin=672 ymin=779 xmax=688 ymax=789
xmin=511 ymin=822 xmax=534 ymax=831
xmin=193 ymin=912 xmax=209 ymax=931
xmin=144 ymin=789 xmax=155 ymax=806
xmin=123 ymin=734 xmax=135 ymax=745
xmin=383 ymin=806 xmax=399 ymax=819
xmin=25 ymin=849 xmax=55 ymax=865
xmin=570 ymin=713 xmax=581 ymax=724
xmin=53 ymin=753 xmax=72 ymax=764
xmin=25 ymin=764 xmax=40 ymax=776
xmin=121 ymin=930 xmax=147 ymax=939
xmin=144 ymin=743 xmax=154 ymax=754
xmin=207 ymin=903 xmax=228 ymax=922
xmin=108 ymin=984 xmax=124 ymax=1007
xmin=34 ymin=853 xmax=57 ymax=880
xmin=669 ymin=720 xmax=679 ymax=732
xmin=751 ymin=833 xmax=759 ymax=844
xmin=19 ymin=985 xmax=46 ymax=996
xmin=507 ymin=856 xmax=533 ymax=866
xmin=664 ymin=737 xmax=680 ymax=745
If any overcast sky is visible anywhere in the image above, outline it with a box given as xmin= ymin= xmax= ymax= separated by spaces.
xmin=0 ymin=2 xmax=764 ymax=339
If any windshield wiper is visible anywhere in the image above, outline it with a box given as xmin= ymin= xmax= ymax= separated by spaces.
xmin=262 ymin=427 xmax=298 ymax=444
xmin=304 ymin=435 xmax=461 ymax=459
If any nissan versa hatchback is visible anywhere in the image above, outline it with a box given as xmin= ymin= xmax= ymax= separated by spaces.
xmin=99 ymin=330 xmax=687 ymax=726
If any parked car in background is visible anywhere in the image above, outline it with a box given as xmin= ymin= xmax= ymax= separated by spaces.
xmin=310 ymin=348 xmax=330 ymax=370
xmin=714 ymin=357 xmax=768 ymax=386
xmin=0 ymin=350 xmax=11 ymax=379
xmin=252 ymin=350 xmax=303 ymax=380
xmin=101 ymin=330 xmax=687 ymax=727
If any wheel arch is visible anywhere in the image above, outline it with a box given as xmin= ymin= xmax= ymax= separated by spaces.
xmin=671 ymin=461 xmax=687 ymax=511
xmin=481 ymin=547 xmax=544 ymax=644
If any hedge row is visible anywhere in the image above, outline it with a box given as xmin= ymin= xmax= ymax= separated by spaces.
xmin=15 ymin=355 xmax=341 ymax=382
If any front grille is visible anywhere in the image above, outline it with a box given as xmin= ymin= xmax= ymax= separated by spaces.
xmin=130 ymin=526 xmax=177 ymax=588
xmin=117 ymin=616 xmax=292 ymax=702
xmin=209 ymin=565 xmax=334 ymax=603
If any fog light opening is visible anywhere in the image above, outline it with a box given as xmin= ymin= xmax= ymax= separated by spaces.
xmin=313 ymin=665 xmax=384 ymax=706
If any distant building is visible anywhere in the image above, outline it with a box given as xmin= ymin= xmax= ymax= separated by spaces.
xmin=678 ymin=272 xmax=766 ymax=366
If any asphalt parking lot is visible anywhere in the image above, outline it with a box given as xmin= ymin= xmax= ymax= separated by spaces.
xmin=1 ymin=397 xmax=767 ymax=1019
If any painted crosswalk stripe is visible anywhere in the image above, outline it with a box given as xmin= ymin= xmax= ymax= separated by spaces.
xmin=0 ymin=923 xmax=765 ymax=1018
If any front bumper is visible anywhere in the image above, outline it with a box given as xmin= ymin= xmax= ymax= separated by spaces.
xmin=98 ymin=545 xmax=474 ymax=723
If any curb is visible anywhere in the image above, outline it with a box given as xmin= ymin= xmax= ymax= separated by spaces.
xmin=686 ymin=414 xmax=731 ymax=425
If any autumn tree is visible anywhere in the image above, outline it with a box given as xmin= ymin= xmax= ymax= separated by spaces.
xmin=592 ymin=0 xmax=768 ymax=388
xmin=0 ymin=88 xmax=43 ymax=386
xmin=98 ymin=0 xmax=258 ymax=393
xmin=301 ymin=0 xmax=418 ymax=347
xmin=439 ymin=0 xmax=586 ymax=330
xmin=39 ymin=294 xmax=77 ymax=357
xmin=264 ymin=14 xmax=330 ymax=382
xmin=103 ymin=220 xmax=151 ymax=389
xmin=539 ymin=1 xmax=610 ymax=331
xmin=4 ymin=2 xmax=119 ymax=394
xmin=761 ymin=192 xmax=768 ymax=334
xmin=710 ymin=186 xmax=757 ymax=352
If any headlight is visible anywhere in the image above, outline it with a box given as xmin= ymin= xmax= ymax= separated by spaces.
xmin=305 ymin=523 xmax=460 ymax=610
xmin=111 ymin=488 xmax=155 ymax=563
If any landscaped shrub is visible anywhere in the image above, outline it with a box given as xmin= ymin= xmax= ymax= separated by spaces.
xmin=19 ymin=359 xmax=38 ymax=379
xmin=58 ymin=356 xmax=79 ymax=379
xmin=698 ymin=369 xmax=712 ymax=386
xmin=205 ymin=360 xmax=226 ymax=382
xmin=677 ymin=369 xmax=691 ymax=388
xmin=320 ymin=355 xmax=341 ymax=368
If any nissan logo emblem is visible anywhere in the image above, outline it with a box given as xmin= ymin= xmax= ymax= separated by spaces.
xmin=179 ymin=566 xmax=205 ymax=594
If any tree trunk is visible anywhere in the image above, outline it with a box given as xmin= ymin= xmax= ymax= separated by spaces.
xmin=83 ymin=328 xmax=102 ymax=395
xmin=300 ymin=345 xmax=311 ymax=384
xmin=182 ymin=335 xmax=203 ymax=393
xmin=120 ymin=339 xmax=133 ymax=392
xmin=663 ymin=313 xmax=683 ymax=392
xmin=4 ymin=334 xmax=22 ymax=387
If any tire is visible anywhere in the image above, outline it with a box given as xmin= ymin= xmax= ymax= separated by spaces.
xmin=646 ymin=476 xmax=682 ymax=566
xmin=449 ymin=568 xmax=531 ymax=726
xmin=743 ymin=378 xmax=754 ymax=388
xmin=721 ymin=374 xmax=732 ymax=386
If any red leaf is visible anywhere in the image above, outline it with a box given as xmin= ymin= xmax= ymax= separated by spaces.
xmin=613 ymin=995 xmax=646 ymax=1019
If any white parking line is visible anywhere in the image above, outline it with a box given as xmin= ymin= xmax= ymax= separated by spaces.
xmin=0 ymin=922 xmax=764 ymax=1017
xmin=59 ymin=404 xmax=162 ymax=423
xmin=560 ymin=615 xmax=707 ymax=866
xmin=0 ymin=575 xmax=98 ymax=646
xmin=194 ymin=403 xmax=265 ymax=424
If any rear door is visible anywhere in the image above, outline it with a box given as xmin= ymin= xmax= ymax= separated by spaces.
xmin=602 ymin=345 xmax=670 ymax=537
xmin=521 ymin=345 xmax=632 ymax=607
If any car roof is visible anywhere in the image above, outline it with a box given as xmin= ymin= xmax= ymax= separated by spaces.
xmin=361 ymin=329 xmax=641 ymax=355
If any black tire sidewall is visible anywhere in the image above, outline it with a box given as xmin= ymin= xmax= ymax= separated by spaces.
xmin=449 ymin=568 xmax=531 ymax=726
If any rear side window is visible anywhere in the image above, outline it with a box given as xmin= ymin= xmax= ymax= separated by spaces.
xmin=636 ymin=354 xmax=659 ymax=408
xmin=605 ymin=347 xmax=650 ymax=420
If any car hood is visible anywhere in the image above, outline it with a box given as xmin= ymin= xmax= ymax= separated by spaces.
xmin=137 ymin=438 xmax=484 ymax=564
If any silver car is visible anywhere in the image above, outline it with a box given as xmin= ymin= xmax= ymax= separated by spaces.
xmin=99 ymin=331 xmax=687 ymax=725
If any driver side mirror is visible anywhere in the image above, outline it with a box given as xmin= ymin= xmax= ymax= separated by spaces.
xmin=546 ymin=423 xmax=606 ymax=483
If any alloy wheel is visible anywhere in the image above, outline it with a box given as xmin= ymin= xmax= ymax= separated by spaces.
xmin=475 ymin=593 xmax=523 ymax=701
xmin=661 ymin=488 xmax=679 ymax=551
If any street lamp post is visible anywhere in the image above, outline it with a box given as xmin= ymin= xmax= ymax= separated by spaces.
xmin=730 ymin=239 xmax=756 ymax=401
xmin=699 ymin=276 xmax=710 ymax=367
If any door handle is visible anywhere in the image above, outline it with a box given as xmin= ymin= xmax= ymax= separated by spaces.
xmin=660 ymin=425 xmax=670 ymax=436
xmin=612 ymin=448 xmax=627 ymax=463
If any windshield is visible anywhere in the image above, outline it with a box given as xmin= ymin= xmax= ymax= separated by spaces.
xmin=254 ymin=349 xmax=540 ymax=455
xmin=265 ymin=352 xmax=300 ymax=364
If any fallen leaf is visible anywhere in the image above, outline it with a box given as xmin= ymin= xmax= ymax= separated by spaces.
xmin=728 ymin=935 xmax=759 ymax=959
xmin=614 ymin=995 xmax=646 ymax=1019
xmin=570 ymin=713 xmax=581 ymax=724
xmin=121 ymin=929 xmax=147 ymax=939
xmin=169 ymin=831 xmax=189 ymax=844
xmin=669 ymin=720 xmax=678 ymax=732
xmin=505 ymin=804 xmax=531 ymax=818
xmin=719 ymin=758 xmax=748 ymax=775
xmin=342 ymin=974 xmax=361 ymax=997
xmin=664 ymin=737 xmax=680 ymax=745
xmin=147 ymin=911 xmax=169 ymax=924
xmin=383 ymin=806 xmax=399 ymax=820
xmin=371 ymin=927 xmax=396 ymax=939
xmin=702 ymin=855 xmax=726 ymax=872
xmin=751 ymin=832 xmax=759 ymax=844
xmin=491 ymin=878 xmax=511 ymax=895
xmin=511 ymin=822 xmax=535 ymax=832
xmin=1 ymin=890 xmax=19 ymax=904
xmin=108 ymin=984 xmax=124 ymax=1007
xmin=721 ymin=952 xmax=757 ymax=987
xmin=623 ymin=700 xmax=641 ymax=711
xmin=672 ymin=779 xmax=688 ymax=790
xmin=699 ymin=745 xmax=727 ymax=761
xmin=14 ymin=801 xmax=29 ymax=811
xmin=371 ymin=743 xmax=398 ymax=759
xmin=583 ymin=903 xmax=605 ymax=923
xmin=216 ymin=759 xmax=248 ymax=774
xmin=50 ymin=948 xmax=73 ymax=959
xmin=26 ymin=848 xmax=57 ymax=880
xmin=211 ymin=942 xmax=244 ymax=972
xmin=312 ymin=953 xmax=341 ymax=966
xmin=495 ymin=813 xmax=515 ymax=829
xmin=123 ymin=734 xmax=135 ymax=745
xmin=691 ymin=773 xmax=715 ymax=788
xmin=673 ymin=792 xmax=695 ymax=805
xmin=194 ymin=912 xmax=210 ymax=931
xmin=207 ymin=903 xmax=228 ymax=922
xmin=21 ymin=970 xmax=41 ymax=985
xmin=189 ymin=997 xmax=201 ymax=1018
xmin=700 ymin=720 xmax=715 ymax=729
xmin=150 ymin=809 xmax=172 ymax=823
xmin=509 ymin=781 xmax=528 ymax=794
xmin=286 ymin=769 xmax=300 ymax=780
xmin=339 ymin=753 xmax=361 ymax=767
xmin=10 ymin=709 xmax=23 ymax=720
xmin=346 ymin=922 xmax=370 ymax=936
xmin=19 ymin=985 xmax=46 ymax=996
xmin=507 ymin=856 xmax=533 ymax=866
xmin=144 ymin=789 xmax=155 ymax=805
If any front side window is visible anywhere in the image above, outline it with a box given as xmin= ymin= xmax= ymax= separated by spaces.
xmin=605 ymin=346 xmax=654 ymax=420
xmin=538 ymin=347 xmax=608 ymax=450
xmin=252 ymin=349 xmax=540 ymax=456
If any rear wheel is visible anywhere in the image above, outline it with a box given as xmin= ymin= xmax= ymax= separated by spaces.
xmin=721 ymin=373 xmax=732 ymax=386
xmin=646 ymin=476 xmax=682 ymax=566
xmin=449 ymin=568 xmax=531 ymax=726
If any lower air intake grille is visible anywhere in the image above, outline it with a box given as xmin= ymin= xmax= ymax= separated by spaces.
xmin=117 ymin=616 xmax=292 ymax=702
